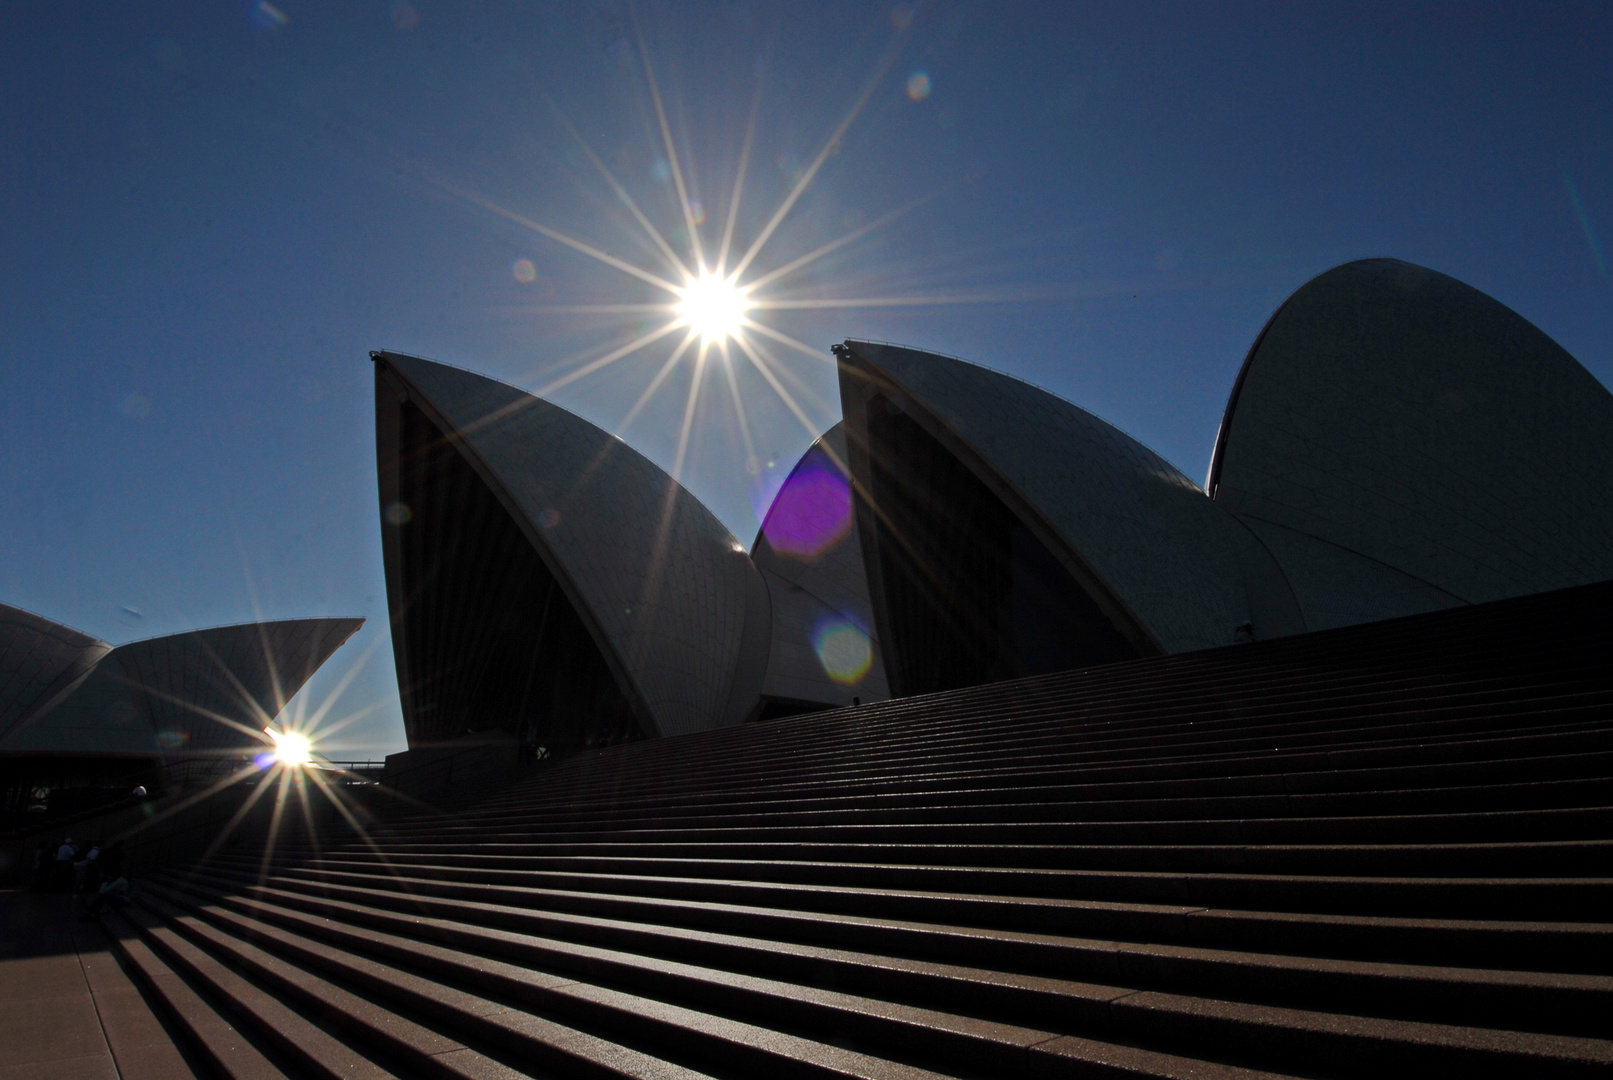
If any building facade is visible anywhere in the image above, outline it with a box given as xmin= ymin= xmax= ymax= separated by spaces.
xmin=1 ymin=607 xmax=362 ymax=758
xmin=750 ymin=422 xmax=891 ymax=715
xmin=0 ymin=604 xmax=361 ymax=823
xmin=1208 ymin=258 xmax=1613 ymax=629
xmin=375 ymin=353 xmax=770 ymax=748
xmin=376 ymin=259 xmax=1613 ymax=746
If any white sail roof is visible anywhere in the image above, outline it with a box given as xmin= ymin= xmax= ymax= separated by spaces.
xmin=0 ymin=617 xmax=362 ymax=756
xmin=751 ymin=423 xmax=890 ymax=708
xmin=839 ymin=341 xmax=1280 ymax=653
xmin=1210 ymin=258 xmax=1613 ymax=626
xmin=376 ymin=354 xmax=768 ymax=738
xmin=0 ymin=602 xmax=110 ymax=743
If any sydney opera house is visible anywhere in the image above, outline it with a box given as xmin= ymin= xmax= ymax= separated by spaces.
xmin=0 ymin=605 xmax=361 ymax=820
xmin=375 ymin=258 xmax=1613 ymax=754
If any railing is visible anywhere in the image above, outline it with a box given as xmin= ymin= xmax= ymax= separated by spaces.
xmin=157 ymin=756 xmax=386 ymax=788
xmin=2 ymin=754 xmax=240 ymax=838
xmin=4 ymin=754 xmax=391 ymax=837
xmin=317 ymin=761 xmax=387 ymax=785
xmin=161 ymin=755 xmax=258 ymax=791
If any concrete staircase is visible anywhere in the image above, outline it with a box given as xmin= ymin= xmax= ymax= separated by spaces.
xmin=97 ymin=581 xmax=1613 ymax=1078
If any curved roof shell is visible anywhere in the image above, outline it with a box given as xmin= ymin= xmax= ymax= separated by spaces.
xmin=0 ymin=603 xmax=111 ymax=743
xmin=751 ymin=423 xmax=890 ymax=708
xmin=0 ymin=617 xmax=362 ymax=756
xmin=375 ymin=353 xmax=768 ymax=740
xmin=1209 ymin=259 xmax=1613 ymax=620
xmin=838 ymin=341 xmax=1287 ymax=656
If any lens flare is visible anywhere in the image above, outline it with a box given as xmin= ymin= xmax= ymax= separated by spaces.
xmin=812 ymin=617 xmax=873 ymax=685
xmin=676 ymin=273 xmax=751 ymax=343
xmin=248 ymin=1 xmax=287 ymax=32
xmin=762 ymin=448 xmax=852 ymax=558
xmin=266 ymin=727 xmax=312 ymax=766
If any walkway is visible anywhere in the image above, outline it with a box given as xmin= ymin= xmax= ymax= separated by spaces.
xmin=0 ymin=888 xmax=197 ymax=1079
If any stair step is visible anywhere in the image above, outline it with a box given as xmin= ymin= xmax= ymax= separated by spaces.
xmin=142 ymin=870 xmax=1613 ymax=1078
xmin=122 ymin=580 xmax=1613 ymax=1078
xmin=143 ymin=880 xmax=975 ymax=1079
xmin=283 ymin=836 xmax=1613 ymax=877
xmin=99 ymin=907 xmax=292 ymax=1080
xmin=133 ymin=889 xmax=717 ymax=1080
xmin=120 ymin=899 xmax=405 ymax=1080
xmin=157 ymin=869 xmax=1613 ymax=1039
xmin=219 ymin=850 xmax=1613 ymax=921
xmin=192 ymin=857 xmax=1613 ymax=977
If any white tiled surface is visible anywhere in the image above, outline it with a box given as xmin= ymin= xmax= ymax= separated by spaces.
xmin=389 ymin=357 xmax=763 ymax=737
xmin=848 ymin=343 xmax=1256 ymax=653
xmin=0 ymin=604 xmax=109 ymax=742
xmin=752 ymin=424 xmax=890 ymax=706
xmin=1215 ymin=259 xmax=1613 ymax=614
xmin=0 ymin=619 xmax=362 ymax=755
xmin=116 ymin=619 xmax=363 ymax=751
xmin=1237 ymin=517 xmax=1465 ymax=631
xmin=1 ymin=662 xmax=158 ymax=755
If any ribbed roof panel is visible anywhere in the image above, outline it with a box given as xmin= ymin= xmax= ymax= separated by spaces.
xmin=752 ymin=423 xmax=890 ymax=707
xmin=0 ymin=602 xmax=110 ymax=742
xmin=377 ymin=354 xmax=764 ymax=737
xmin=0 ymin=617 xmax=362 ymax=755
xmin=1212 ymin=259 xmax=1613 ymax=609
xmin=841 ymin=342 xmax=1258 ymax=653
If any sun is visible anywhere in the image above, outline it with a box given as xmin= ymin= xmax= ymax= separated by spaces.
xmin=676 ymin=272 xmax=751 ymax=343
xmin=427 ymin=16 xmax=982 ymax=489
xmin=265 ymin=727 xmax=312 ymax=766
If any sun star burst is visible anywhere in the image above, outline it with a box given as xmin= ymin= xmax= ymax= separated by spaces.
xmin=424 ymin=18 xmax=989 ymax=495
xmin=266 ymin=727 xmax=312 ymax=766
xmin=677 ymin=273 xmax=752 ymax=344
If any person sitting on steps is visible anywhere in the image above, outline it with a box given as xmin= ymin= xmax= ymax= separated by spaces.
xmin=78 ymin=844 xmax=130 ymax=922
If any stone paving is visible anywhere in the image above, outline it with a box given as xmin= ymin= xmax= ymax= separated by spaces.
xmin=0 ymin=889 xmax=195 ymax=1080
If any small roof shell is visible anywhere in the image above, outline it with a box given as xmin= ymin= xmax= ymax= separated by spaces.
xmin=837 ymin=341 xmax=1294 ymax=654
xmin=751 ymin=423 xmax=890 ymax=707
xmin=374 ymin=353 xmax=768 ymax=739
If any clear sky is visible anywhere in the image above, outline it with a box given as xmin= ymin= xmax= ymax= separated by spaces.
xmin=4 ymin=2 xmax=1610 ymax=758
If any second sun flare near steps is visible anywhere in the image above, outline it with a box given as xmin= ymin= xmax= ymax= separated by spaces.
xmin=100 ymin=580 xmax=1613 ymax=1079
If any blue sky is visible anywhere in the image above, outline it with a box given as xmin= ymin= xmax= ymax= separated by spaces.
xmin=4 ymin=2 xmax=1610 ymax=757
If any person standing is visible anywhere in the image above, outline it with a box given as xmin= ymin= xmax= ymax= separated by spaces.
xmin=30 ymin=841 xmax=52 ymax=892
xmin=518 ymin=718 xmax=537 ymax=766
